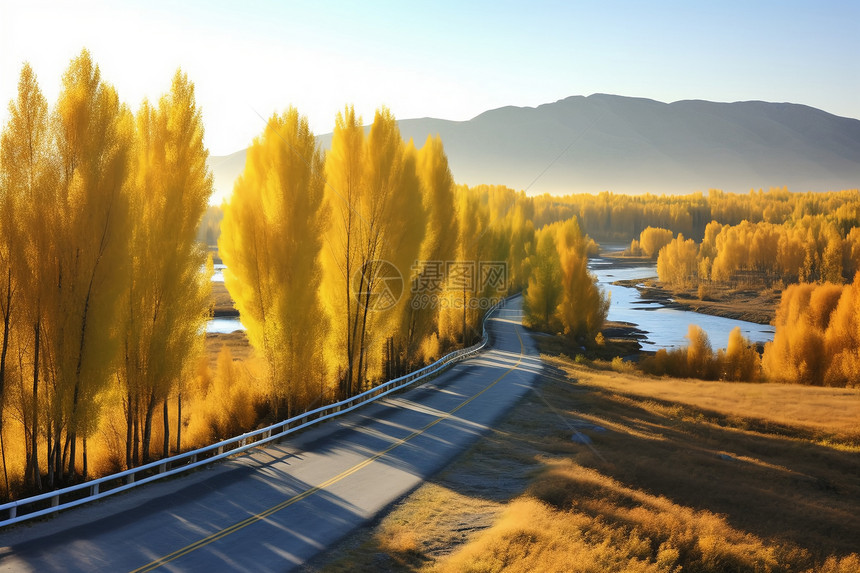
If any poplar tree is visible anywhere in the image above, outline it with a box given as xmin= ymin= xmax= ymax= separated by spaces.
xmin=322 ymin=107 xmax=425 ymax=397
xmin=123 ymin=70 xmax=212 ymax=465
xmin=50 ymin=49 xmax=133 ymax=480
xmin=0 ymin=63 xmax=55 ymax=490
xmin=554 ymin=218 xmax=609 ymax=342
xmin=220 ymin=107 xmax=329 ymax=415
xmin=523 ymin=228 xmax=562 ymax=332
xmin=403 ymin=135 xmax=458 ymax=362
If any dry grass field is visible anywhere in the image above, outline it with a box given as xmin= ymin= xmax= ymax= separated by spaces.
xmin=306 ymin=348 xmax=860 ymax=572
xmin=211 ymin=281 xmax=238 ymax=317
xmin=205 ymin=281 xmax=251 ymax=366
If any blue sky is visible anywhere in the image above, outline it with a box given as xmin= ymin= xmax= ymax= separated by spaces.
xmin=2 ymin=0 xmax=858 ymax=155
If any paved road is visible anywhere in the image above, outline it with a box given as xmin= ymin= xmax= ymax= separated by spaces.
xmin=0 ymin=297 xmax=542 ymax=572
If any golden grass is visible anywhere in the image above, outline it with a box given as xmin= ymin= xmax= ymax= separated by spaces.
xmin=309 ymin=351 xmax=860 ymax=573
xmin=210 ymin=281 xmax=237 ymax=316
xmin=205 ymin=330 xmax=252 ymax=366
xmin=317 ymin=483 xmax=507 ymax=573
xmin=437 ymin=460 xmax=802 ymax=573
xmin=546 ymin=358 xmax=860 ymax=447
xmin=438 ymin=459 xmax=860 ymax=573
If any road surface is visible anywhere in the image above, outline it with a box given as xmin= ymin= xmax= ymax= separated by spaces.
xmin=0 ymin=297 xmax=542 ymax=572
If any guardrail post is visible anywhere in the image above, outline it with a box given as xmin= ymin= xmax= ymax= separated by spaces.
xmin=91 ymin=483 xmax=99 ymax=496
xmin=8 ymin=506 xmax=15 ymax=519
xmin=51 ymin=495 xmax=59 ymax=508
xmin=126 ymin=473 xmax=135 ymax=485
xmin=159 ymin=463 xmax=167 ymax=474
xmin=190 ymin=454 xmax=197 ymax=464
xmin=216 ymin=445 xmax=224 ymax=455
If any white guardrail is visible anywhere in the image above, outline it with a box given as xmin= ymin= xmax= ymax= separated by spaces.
xmin=0 ymin=297 xmax=509 ymax=528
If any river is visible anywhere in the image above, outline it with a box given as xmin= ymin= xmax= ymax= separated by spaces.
xmin=206 ymin=263 xmax=245 ymax=334
xmin=205 ymin=260 xmax=777 ymax=349
xmin=589 ymin=256 xmax=775 ymax=351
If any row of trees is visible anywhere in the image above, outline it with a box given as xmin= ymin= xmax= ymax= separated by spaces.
xmin=641 ymin=325 xmax=761 ymax=382
xmin=656 ymin=216 xmax=860 ymax=287
xmin=0 ymin=51 xmax=212 ymax=494
xmin=1 ymin=51 xmax=609 ymax=500
xmin=532 ymin=188 xmax=860 ymax=243
xmin=641 ymin=287 xmax=860 ymax=388
xmin=218 ymin=105 xmax=594 ymax=416
xmin=641 ymin=200 xmax=860 ymax=387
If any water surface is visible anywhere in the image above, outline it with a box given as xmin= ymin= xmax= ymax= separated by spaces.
xmin=590 ymin=258 xmax=774 ymax=351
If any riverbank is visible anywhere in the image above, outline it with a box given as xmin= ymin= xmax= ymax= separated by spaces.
xmin=601 ymin=252 xmax=778 ymax=325
xmin=211 ymin=281 xmax=238 ymax=317
xmin=612 ymin=277 xmax=778 ymax=325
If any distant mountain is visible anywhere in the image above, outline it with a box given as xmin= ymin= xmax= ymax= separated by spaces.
xmin=208 ymin=94 xmax=860 ymax=201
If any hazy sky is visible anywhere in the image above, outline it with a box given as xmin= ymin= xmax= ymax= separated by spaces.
xmin=2 ymin=0 xmax=858 ymax=156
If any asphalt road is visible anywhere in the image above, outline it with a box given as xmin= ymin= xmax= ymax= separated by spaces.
xmin=0 ymin=296 xmax=543 ymax=572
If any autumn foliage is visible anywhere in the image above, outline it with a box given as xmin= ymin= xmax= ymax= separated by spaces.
xmin=762 ymin=276 xmax=860 ymax=387
xmin=523 ymin=219 xmax=608 ymax=342
xmin=628 ymin=226 xmax=674 ymax=258
xmin=0 ymin=52 xmax=213 ymax=496
xmin=656 ymin=234 xmax=698 ymax=286
xmin=3 ymin=50 xmax=859 ymax=507
xmin=219 ymin=108 xmax=330 ymax=416
xmin=641 ymin=325 xmax=761 ymax=382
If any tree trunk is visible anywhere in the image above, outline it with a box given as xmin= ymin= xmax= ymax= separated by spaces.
xmin=125 ymin=388 xmax=133 ymax=468
xmin=141 ymin=396 xmax=156 ymax=464
xmin=175 ymin=390 xmax=181 ymax=454
xmin=28 ymin=319 xmax=41 ymax=491
xmin=162 ymin=398 xmax=169 ymax=458
xmin=82 ymin=436 xmax=88 ymax=479
xmin=69 ymin=274 xmax=99 ymax=481
xmin=342 ymin=215 xmax=353 ymax=400
xmin=46 ymin=419 xmax=54 ymax=488
xmin=67 ymin=429 xmax=76 ymax=479
xmin=61 ymin=433 xmax=71 ymax=484
xmin=132 ymin=406 xmax=140 ymax=467
xmin=52 ymin=422 xmax=63 ymax=486
xmin=0 ymin=411 xmax=8 ymax=501
xmin=462 ymin=283 xmax=467 ymax=346
xmin=0 ymin=270 xmax=11 ymax=498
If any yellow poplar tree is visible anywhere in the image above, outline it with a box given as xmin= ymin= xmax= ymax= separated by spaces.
xmin=0 ymin=63 xmax=57 ymax=491
xmin=358 ymin=110 xmax=425 ymax=385
xmin=445 ymin=185 xmax=493 ymax=346
xmin=220 ymin=107 xmax=329 ymax=415
xmin=321 ymin=106 xmax=364 ymax=398
xmin=123 ymin=70 xmax=213 ymax=466
xmin=49 ymin=49 xmax=133 ymax=481
xmin=523 ymin=227 xmax=562 ymax=332
xmin=403 ymin=135 xmax=458 ymax=364
xmin=657 ymin=233 xmax=699 ymax=286
xmin=718 ymin=327 xmax=760 ymax=382
xmin=822 ymin=273 xmax=860 ymax=386
xmin=638 ymin=226 xmax=674 ymax=258
xmin=554 ymin=218 xmax=609 ymax=342
xmin=322 ymin=107 xmax=425 ymax=397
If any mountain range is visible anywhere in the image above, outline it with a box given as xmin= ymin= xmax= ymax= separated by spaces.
xmin=207 ymin=94 xmax=860 ymax=201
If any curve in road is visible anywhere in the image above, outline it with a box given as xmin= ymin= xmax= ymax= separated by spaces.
xmin=0 ymin=296 xmax=543 ymax=572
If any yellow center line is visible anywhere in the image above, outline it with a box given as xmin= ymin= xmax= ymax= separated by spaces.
xmin=131 ymin=325 xmax=525 ymax=572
